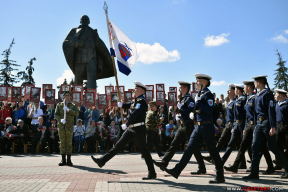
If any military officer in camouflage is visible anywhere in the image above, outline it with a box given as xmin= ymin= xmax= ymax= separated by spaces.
xmin=141 ymin=101 xmax=164 ymax=159
xmin=55 ymin=91 xmax=79 ymax=166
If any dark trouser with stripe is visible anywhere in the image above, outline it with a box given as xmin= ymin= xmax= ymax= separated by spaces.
xmin=216 ymin=123 xmax=246 ymax=167
xmin=221 ymin=122 xmax=245 ymax=164
xmin=232 ymin=122 xmax=273 ymax=169
xmin=100 ymin=126 xmax=156 ymax=175
xmin=174 ymin=123 xmax=224 ymax=178
xmin=276 ymin=123 xmax=288 ymax=164
xmin=161 ymin=122 xmax=206 ymax=170
xmin=251 ymin=120 xmax=288 ymax=175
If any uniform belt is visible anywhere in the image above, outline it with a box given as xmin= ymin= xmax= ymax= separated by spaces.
xmin=258 ymin=116 xmax=268 ymax=122
xmin=236 ymin=120 xmax=245 ymax=123
xmin=228 ymin=121 xmax=233 ymax=125
xmin=248 ymin=121 xmax=254 ymax=125
xmin=197 ymin=121 xmax=212 ymax=125
xmin=129 ymin=122 xmax=145 ymax=128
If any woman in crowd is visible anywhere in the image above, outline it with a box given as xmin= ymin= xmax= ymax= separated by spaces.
xmin=108 ymin=120 xmax=120 ymax=147
xmin=73 ymin=119 xmax=85 ymax=153
xmin=85 ymin=120 xmax=98 ymax=153
xmin=14 ymin=119 xmax=29 ymax=153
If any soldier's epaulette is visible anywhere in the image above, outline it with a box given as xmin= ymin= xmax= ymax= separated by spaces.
xmin=205 ymin=91 xmax=210 ymax=93
xmin=137 ymin=98 xmax=142 ymax=101
xmin=250 ymin=95 xmax=255 ymax=99
xmin=239 ymin=96 xmax=246 ymax=100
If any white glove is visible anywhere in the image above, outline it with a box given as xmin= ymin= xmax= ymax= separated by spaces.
xmin=176 ymin=114 xmax=181 ymax=121
xmin=121 ymin=124 xmax=127 ymax=130
xmin=177 ymin=103 xmax=183 ymax=110
xmin=195 ymin=96 xmax=201 ymax=102
xmin=189 ymin=112 xmax=194 ymax=120
xmin=61 ymin=119 xmax=66 ymax=124
xmin=64 ymin=105 xmax=69 ymax=112
xmin=118 ymin=101 xmax=123 ymax=107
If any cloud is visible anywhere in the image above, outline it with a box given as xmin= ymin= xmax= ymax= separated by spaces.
xmin=135 ymin=42 xmax=180 ymax=64
xmin=204 ymin=33 xmax=230 ymax=47
xmin=57 ymin=70 xmax=74 ymax=85
xmin=271 ymin=30 xmax=288 ymax=44
xmin=211 ymin=80 xmax=227 ymax=86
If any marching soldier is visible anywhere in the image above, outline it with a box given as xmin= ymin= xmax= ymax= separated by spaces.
xmin=224 ymin=81 xmax=274 ymax=174
xmin=141 ymin=101 xmax=164 ymax=159
xmin=243 ymin=75 xmax=288 ymax=179
xmin=55 ymin=91 xmax=79 ymax=166
xmin=274 ymin=89 xmax=288 ymax=171
xmin=153 ymin=81 xmax=206 ymax=175
xmin=220 ymin=84 xmax=247 ymax=165
xmin=91 ymin=82 xmax=157 ymax=180
xmin=203 ymin=84 xmax=247 ymax=169
xmin=162 ymin=74 xmax=225 ymax=183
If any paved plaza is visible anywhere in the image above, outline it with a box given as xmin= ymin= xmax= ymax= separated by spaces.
xmin=0 ymin=151 xmax=287 ymax=192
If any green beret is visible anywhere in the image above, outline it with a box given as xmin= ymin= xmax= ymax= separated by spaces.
xmin=149 ymin=101 xmax=157 ymax=107
xmin=63 ymin=91 xmax=71 ymax=95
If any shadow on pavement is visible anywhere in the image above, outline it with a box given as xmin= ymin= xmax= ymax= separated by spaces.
xmin=72 ymin=165 xmax=127 ymax=174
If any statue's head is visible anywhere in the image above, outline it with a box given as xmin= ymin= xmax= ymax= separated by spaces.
xmin=80 ymin=15 xmax=90 ymax=26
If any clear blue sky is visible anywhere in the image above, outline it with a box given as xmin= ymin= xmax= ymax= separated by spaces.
xmin=1 ymin=0 xmax=288 ymax=99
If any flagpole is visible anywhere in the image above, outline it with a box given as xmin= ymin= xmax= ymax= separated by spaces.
xmin=103 ymin=2 xmax=124 ymax=123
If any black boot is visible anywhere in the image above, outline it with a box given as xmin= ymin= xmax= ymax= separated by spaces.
xmin=152 ymin=159 xmax=166 ymax=171
xmin=224 ymin=165 xmax=238 ymax=173
xmin=59 ymin=155 xmax=66 ymax=166
xmin=191 ymin=168 xmax=206 ymax=174
xmin=262 ymin=167 xmax=275 ymax=175
xmin=67 ymin=155 xmax=73 ymax=166
xmin=280 ymin=172 xmax=288 ymax=179
xmin=142 ymin=173 xmax=157 ymax=180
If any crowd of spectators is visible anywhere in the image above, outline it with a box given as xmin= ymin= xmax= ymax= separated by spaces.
xmin=0 ymin=92 xmax=229 ymax=155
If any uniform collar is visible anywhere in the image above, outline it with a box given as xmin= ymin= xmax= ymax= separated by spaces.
xmin=228 ymin=98 xmax=236 ymax=105
xmin=136 ymin=94 xmax=145 ymax=99
xmin=236 ymin=93 xmax=246 ymax=101
xmin=257 ymin=88 xmax=268 ymax=96
xmin=248 ymin=92 xmax=255 ymax=99
xmin=278 ymin=99 xmax=288 ymax=106
xmin=201 ymin=87 xmax=209 ymax=93
xmin=184 ymin=93 xmax=191 ymax=97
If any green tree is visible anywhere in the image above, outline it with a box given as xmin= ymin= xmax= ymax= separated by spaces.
xmin=0 ymin=39 xmax=21 ymax=86
xmin=57 ymin=78 xmax=68 ymax=91
xmin=274 ymin=49 xmax=288 ymax=91
xmin=18 ymin=57 xmax=36 ymax=88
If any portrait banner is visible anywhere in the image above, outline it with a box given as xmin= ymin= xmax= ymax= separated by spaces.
xmin=44 ymin=89 xmax=55 ymax=104
xmin=86 ymin=89 xmax=97 ymax=99
xmin=115 ymin=86 xmax=124 ymax=101
xmin=7 ymin=87 xmax=12 ymax=102
xmin=146 ymin=85 xmax=154 ymax=99
xmin=169 ymin=87 xmax=177 ymax=98
xmin=30 ymin=87 xmax=41 ymax=103
xmin=61 ymin=84 xmax=71 ymax=92
xmin=168 ymin=92 xmax=177 ymax=106
xmin=98 ymin=94 xmax=107 ymax=109
xmin=105 ymin=86 xmax=114 ymax=101
xmin=128 ymin=89 xmax=135 ymax=99
xmin=156 ymin=91 xmax=165 ymax=105
xmin=11 ymin=87 xmax=22 ymax=102
xmin=71 ymin=91 xmax=81 ymax=106
xmin=111 ymin=92 xmax=118 ymax=106
xmin=156 ymin=84 xmax=165 ymax=92
xmin=192 ymin=82 xmax=198 ymax=93
xmin=85 ymin=92 xmax=95 ymax=107
xmin=145 ymin=90 xmax=153 ymax=104
xmin=42 ymin=84 xmax=53 ymax=99
xmin=124 ymin=91 xmax=132 ymax=103
xmin=58 ymin=91 xmax=65 ymax=103
xmin=24 ymin=84 xmax=35 ymax=99
xmin=0 ymin=86 xmax=8 ymax=101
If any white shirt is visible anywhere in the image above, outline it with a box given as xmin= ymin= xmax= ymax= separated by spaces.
xmin=29 ymin=108 xmax=43 ymax=125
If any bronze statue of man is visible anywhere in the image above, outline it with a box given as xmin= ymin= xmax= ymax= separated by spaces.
xmin=63 ymin=15 xmax=114 ymax=88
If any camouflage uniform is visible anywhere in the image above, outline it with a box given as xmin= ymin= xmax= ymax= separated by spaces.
xmin=142 ymin=107 xmax=164 ymax=158
xmin=146 ymin=110 xmax=161 ymax=132
xmin=55 ymin=102 xmax=79 ymax=155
